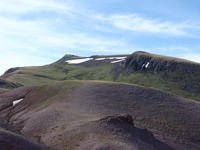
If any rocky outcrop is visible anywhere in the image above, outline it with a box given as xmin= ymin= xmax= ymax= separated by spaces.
xmin=3 ymin=67 xmax=20 ymax=75
xmin=123 ymin=51 xmax=200 ymax=94
xmin=124 ymin=51 xmax=200 ymax=74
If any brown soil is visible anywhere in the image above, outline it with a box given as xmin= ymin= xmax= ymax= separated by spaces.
xmin=0 ymin=81 xmax=200 ymax=150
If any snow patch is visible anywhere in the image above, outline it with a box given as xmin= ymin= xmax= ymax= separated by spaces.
xmin=95 ymin=58 xmax=106 ymax=60
xmin=66 ymin=58 xmax=93 ymax=64
xmin=108 ymin=57 xmax=127 ymax=60
xmin=111 ymin=59 xmax=125 ymax=63
xmin=13 ymin=99 xmax=23 ymax=106
xmin=110 ymin=57 xmax=127 ymax=63
xmin=145 ymin=62 xmax=150 ymax=68
xmin=66 ymin=56 xmax=127 ymax=64
xmin=107 ymin=57 xmax=116 ymax=60
xmin=142 ymin=64 xmax=145 ymax=67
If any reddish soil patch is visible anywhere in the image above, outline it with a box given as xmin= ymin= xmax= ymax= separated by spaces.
xmin=0 ymin=81 xmax=200 ymax=150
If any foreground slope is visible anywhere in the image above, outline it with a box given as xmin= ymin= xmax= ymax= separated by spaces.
xmin=0 ymin=126 xmax=47 ymax=150
xmin=1 ymin=51 xmax=200 ymax=102
xmin=0 ymin=81 xmax=200 ymax=150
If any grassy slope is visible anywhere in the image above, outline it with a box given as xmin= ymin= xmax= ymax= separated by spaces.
xmin=0 ymin=78 xmax=22 ymax=89
xmin=116 ymin=71 xmax=200 ymax=101
xmin=2 ymin=61 xmax=200 ymax=102
xmin=2 ymin=64 xmax=114 ymax=85
xmin=133 ymin=51 xmax=199 ymax=64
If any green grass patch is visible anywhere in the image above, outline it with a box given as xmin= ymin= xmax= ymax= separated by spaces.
xmin=3 ymin=62 xmax=200 ymax=102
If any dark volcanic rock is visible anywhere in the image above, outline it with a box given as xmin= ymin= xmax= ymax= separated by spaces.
xmin=123 ymin=51 xmax=200 ymax=93
xmin=4 ymin=67 xmax=20 ymax=75
xmin=124 ymin=51 xmax=200 ymax=74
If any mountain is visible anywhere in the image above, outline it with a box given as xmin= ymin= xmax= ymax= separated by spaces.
xmin=0 ymin=81 xmax=200 ymax=150
xmin=121 ymin=51 xmax=200 ymax=101
xmin=1 ymin=51 xmax=200 ymax=149
xmin=1 ymin=51 xmax=200 ymax=101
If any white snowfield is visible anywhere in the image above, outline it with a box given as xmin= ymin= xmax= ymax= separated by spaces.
xmin=145 ymin=62 xmax=150 ymax=68
xmin=142 ymin=62 xmax=150 ymax=68
xmin=110 ymin=57 xmax=127 ymax=63
xmin=66 ymin=58 xmax=93 ymax=64
xmin=108 ymin=57 xmax=127 ymax=60
xmin=13 ymin=98 xmax=23 ymax=106
xmin=111 ymin=59 xmax=125 ymax=63
xmin=95 ymin=58 xmax=106 ymax=60
xmin=66 ymin=56 xmax=127 ymax=64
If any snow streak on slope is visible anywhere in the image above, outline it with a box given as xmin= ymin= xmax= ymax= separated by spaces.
xmin=13 ymin=98 xmax=23 ymax=106
xmin=66 ymin=58 xmax=93 ymax=64
xmin=65 ymin=56 xmax=127 ymax=64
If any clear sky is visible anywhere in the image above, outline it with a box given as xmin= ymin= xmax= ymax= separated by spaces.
xmin=1 ymin=0 xmax=200 ymax=75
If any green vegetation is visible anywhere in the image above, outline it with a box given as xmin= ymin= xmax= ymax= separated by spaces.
xmin=135 ymin=117 xmax=200 ymax=147
xmin=3 ymin=64 xmax=115 ymax=86
xmin=0 ymin=79 xmax=22 ymax=89
xmin=134 ymin=51 xmax=199 ymax=64
xmin=2 ymin=54 xmax=200 ymax=102
xmin=116 ymin=71 xmax=200 ymax=101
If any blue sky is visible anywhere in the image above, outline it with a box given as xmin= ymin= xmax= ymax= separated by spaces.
xmin=1 ymin=0 xmax=200 ymax=75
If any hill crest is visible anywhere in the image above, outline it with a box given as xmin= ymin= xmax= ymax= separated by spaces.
xmin=124 ymin=51 xmax=200 ymax=73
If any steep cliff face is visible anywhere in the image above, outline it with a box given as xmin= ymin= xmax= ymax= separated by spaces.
xmin=123 ymin=51 xmax=200 ymax=94
xmin=124 ymin=51 xmax=200 ymax=74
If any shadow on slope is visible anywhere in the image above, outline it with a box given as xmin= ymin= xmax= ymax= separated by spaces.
xmin=0 ymin=126 xmax=47 ymax=150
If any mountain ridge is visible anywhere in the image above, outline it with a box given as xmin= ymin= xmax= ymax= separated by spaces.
xmin=124 ymin=51 xmax=200 ymax=73
xmin=1 ymin=51 xmax=200 ymax=101
xmin=1 ymin=51 xmax=200 ymax=149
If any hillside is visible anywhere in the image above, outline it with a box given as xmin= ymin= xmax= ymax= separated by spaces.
xmin=1 ymin=51 xmax=200 ymax=102
xmin=0 ymin=81 xmax=200 ymax=150
xmin=119 ymin=51 xmax=200 ymax=101
xmin=0 ymin=78 xmax=22 ymax=89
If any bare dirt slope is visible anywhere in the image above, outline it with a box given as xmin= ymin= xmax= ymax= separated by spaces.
xmin=0 ymin=81 xmax=200 ymax=150
xmin=0 ymin=126 xmax=47 ymax=150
